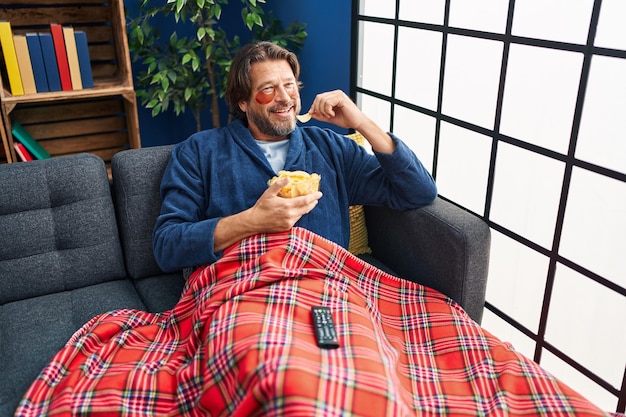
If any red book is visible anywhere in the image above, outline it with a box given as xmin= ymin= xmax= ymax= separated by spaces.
xmin=50 ymin=23 xmax=72 ymax=90
xmin=14 ymin=142 xmax=34 ymax=161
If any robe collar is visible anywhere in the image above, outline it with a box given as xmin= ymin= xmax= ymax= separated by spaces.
xmin=227 ymin=119 xmax=307 ymax=174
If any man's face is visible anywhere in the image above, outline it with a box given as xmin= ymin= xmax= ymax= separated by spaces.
xmin=239 ymin=59 xmax=301 ymax=141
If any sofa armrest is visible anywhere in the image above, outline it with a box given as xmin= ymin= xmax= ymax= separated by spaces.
xmin=364 ymin=198 xmax=490 ymax=323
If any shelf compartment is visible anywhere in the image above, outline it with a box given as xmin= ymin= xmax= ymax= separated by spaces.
xmin=10 ymin=96 xmax=138 ymax=163
xmin=0 ymin=0 xmax=132 ymax=92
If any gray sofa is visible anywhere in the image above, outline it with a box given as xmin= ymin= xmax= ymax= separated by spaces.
xmin=0 ymin=145 xmax=490 ymax=415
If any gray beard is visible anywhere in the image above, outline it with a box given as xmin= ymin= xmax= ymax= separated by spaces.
xmin=247 ymin=106 xmax=297 ymax=137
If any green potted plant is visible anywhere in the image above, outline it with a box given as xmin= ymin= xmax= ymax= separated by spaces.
xmin=128 ymin=0 xmax=307 ymax=131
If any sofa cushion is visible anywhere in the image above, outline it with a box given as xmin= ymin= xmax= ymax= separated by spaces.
xmin=133 ymin=272 xmax=186 ymax=313
xmin=0 ymin=280 xmax=147 ymax=416
xmin=111 ymin=145 xmax=174 ymax=280
xmin=111 ymin=145 xmax=186 ymax=313
xmin=0 ymin=154 xmax=126 ymax=304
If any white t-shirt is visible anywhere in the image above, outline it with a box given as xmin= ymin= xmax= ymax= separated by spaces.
xmin=255 ymin=139 xmax=290 ymax=173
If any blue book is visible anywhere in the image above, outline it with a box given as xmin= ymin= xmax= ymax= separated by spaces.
xmin=38 ymin=32 xmax=62 ymax=92
xmin=74 ymin=31 xmax=93 ymax=88
xmin=25 ymin=33 xmax=49 ymax=92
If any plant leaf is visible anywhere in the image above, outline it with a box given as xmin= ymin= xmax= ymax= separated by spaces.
xmin=175 ymin=0 xmax=185 ymax=15
xmin=197 ymin=27 xmax=205 ymax=41
xmin=253 ymin=12 xmax=263 ymax=27
xmin=245 ymin=13 xmax=255 ymax=30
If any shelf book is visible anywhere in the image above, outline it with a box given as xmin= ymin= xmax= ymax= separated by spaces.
xmin=49 ymin=23 xmax=72 ymax=91
xmin=62 ymin=26 xmax=82 ymax=90
xmin=38 ymin=33 xmax=62 ymax=92
xmin=0 ymin=20 xmax=24 ymax=96
xmin=11 ymin=120 xmax=51 ymax=160
xmin=14 ymin=142 xmax=33 ymax=161
xmin=26 ymin=33 xmax=49 ymax=93
xmin=74 ymin=31 xmax=93 ymax=88
xmin=13 ymin=34 xmax=37 ymax=95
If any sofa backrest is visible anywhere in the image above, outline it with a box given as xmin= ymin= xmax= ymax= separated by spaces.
xmin=0 ymin=153 xmax=127 ymax=304
xmin=111 ymin=145 xmax=174 ymax=279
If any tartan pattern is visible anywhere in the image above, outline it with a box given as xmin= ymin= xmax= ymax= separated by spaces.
xmin=15 ymin=227 xmax=609 ymax=416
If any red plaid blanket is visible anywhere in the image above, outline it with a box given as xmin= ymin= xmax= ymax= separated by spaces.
xmin=16 ymin=227 xmax=608 ymax=416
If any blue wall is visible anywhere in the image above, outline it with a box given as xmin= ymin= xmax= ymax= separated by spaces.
xmin=124 ymin=0 xmax=352 ymax=147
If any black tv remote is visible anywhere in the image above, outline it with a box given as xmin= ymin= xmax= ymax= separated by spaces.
xmin=311 ymin=306 xmax=340 ymax=349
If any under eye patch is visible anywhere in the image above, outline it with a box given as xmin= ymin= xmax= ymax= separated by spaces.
xmin=255 ymin=90 xmax=276 ymax=104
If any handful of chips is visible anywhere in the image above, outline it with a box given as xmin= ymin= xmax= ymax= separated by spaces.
xmin=269 ymin=170 xmax=321 ymax=198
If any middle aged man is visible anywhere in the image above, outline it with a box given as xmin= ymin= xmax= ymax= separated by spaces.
xmin=152 ymin=41 xmax=437 ymax=272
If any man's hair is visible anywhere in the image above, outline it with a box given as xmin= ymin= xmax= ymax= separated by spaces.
xmin=226 ymin=41 xmax=301 ymax=121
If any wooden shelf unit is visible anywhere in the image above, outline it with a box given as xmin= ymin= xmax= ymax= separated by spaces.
xmin=0 ymin=0 xmax=140 ymax=164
